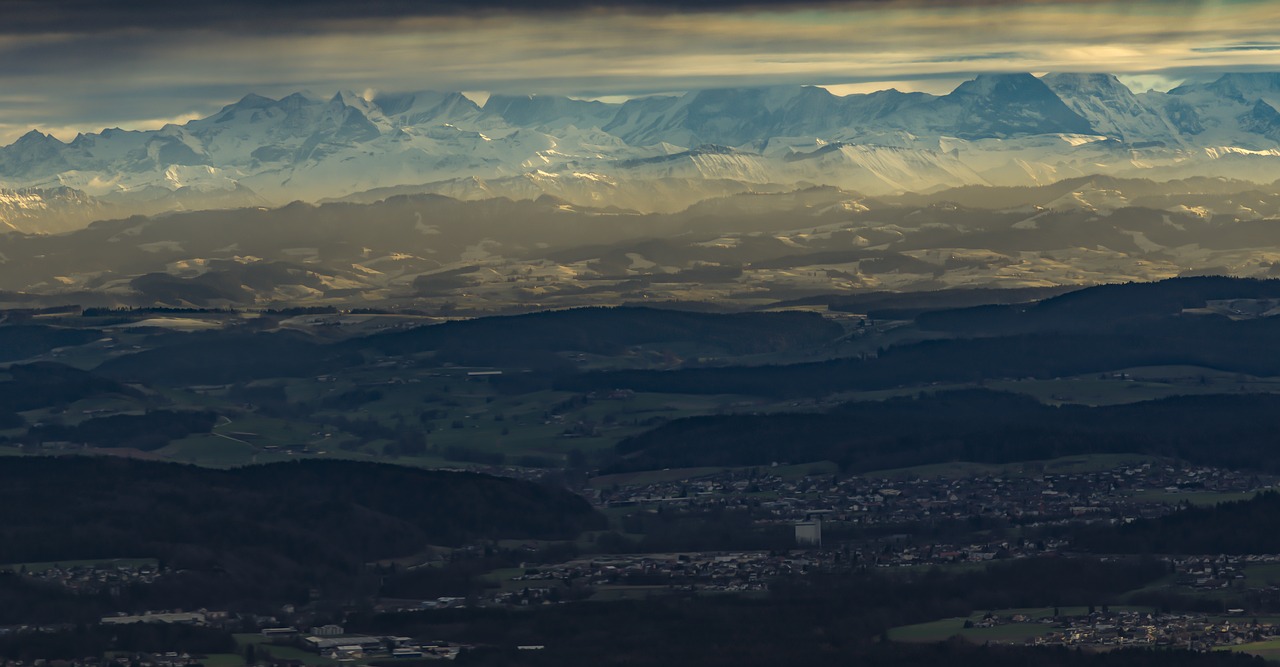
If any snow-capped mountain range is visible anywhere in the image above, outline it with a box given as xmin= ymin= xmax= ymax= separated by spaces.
xmin=7 ymin=71 xmax=1280 ymax=232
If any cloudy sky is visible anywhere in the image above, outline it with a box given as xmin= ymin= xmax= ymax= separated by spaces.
xmin=5 ymin=0 xmax=1280 ymax=144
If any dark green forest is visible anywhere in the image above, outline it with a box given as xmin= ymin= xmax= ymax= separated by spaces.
xmin=0 ymin=457 xmax=602 ymax=609
xmin=608 ymin=390 xmax=1280 ymax=473
xmin=0 ymin=361 xmax=140 ymax=412
xmin=0 ymin=325 xmax=103 ymax=362
xmin=24 ymin=410 xmax=217 ymax=450
xmin=1075 ymin=491 xmax=1280 ymax=555
xmin=360 ymin=306 xmax=844 ymax=357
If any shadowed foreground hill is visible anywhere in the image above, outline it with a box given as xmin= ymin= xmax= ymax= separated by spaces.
xmin=916 ymin=276 xmax=1280 ymax=335
xmin=0 ymin=325 xmax=102 ymax=363
xmin=608 ymin=390 xmax=1280 ymax=473
xmin=88 ymin=307 xmax=844 ymax=386
xmin=1075 ymin=491 xmax=1280 ymax=555
xmin=358 ymin=306 xmax=844 ymax=358
xmin=561 ymin=300 xmax=1280 ymax=399
xmin=92 ymin=330 xmax=360 ymax=385
xmin=0 ymin=457 xmax=603 ymax=606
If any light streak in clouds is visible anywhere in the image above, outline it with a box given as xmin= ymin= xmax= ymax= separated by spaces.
xmin=6 ymin=1 xmax=1280 ymax=143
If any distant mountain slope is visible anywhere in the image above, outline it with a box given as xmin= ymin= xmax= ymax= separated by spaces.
xmin=9 ymin=72 xmax=1280 ymax=230
xmin=559 ymin=277 xmax=1280 ymax=400
xmin=0 ymin=187 xmax=115 ymax=234
xmin=8 ymin=179 xmax=1280 ymax=310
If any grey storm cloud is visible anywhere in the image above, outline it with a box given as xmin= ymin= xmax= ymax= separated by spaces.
xmin=0 ymin=0 xmax=1211 ymax=34
xmin=1194 ymin=42 xmax=1280 ymax=53
xmin=3 ymin=0 xmax=879 ymax=34
xmin=1 ymin=0 xmax=1279 ymax=144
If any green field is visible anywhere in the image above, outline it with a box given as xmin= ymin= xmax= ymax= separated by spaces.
xmin=889 ymin=607 xmax=1149 ymax=644
xmin=199 ymin=655 xmax=246 ymax=667
xmin=1215 ymin=638 xmax=1280 ymax=660
xmin=169 ymin=366 xmax=780 ymax=468
xmin=1127 ymin=489 xmax=1264 ymax=506
xmin=984 ymin=367 xmax=1280 ymax=407
xmin=479 ymin=566 xmax=572 ymax=593
xmin=210 ymin=415 xmax=322 ymax=448
xmin=825 ymin=366 xmax=1280 ymax=409
xmin=1244 ymin=564 xmax=1280 ymax=586
xmin=158 ymin=434 xmax=267 ymax=467
xmin=588 ymin=585 xmax=681 ymax=601
xmin=888 ymin=617 xmax=1050 ymax=644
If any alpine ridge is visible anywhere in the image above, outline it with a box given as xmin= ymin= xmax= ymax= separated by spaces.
xmin=9 ymin=72 xmax=1280 ymax=232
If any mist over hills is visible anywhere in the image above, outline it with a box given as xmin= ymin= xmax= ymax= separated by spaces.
xmin=7 ymin=175 xmax=1280 ymax=311
xmin=10 ymin=72 xmax=1280 ymax=232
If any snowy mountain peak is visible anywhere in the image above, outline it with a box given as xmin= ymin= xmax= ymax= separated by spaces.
xmin=278 ymin=91 xmax=321 ymax=111
xmin=1196 ymin=72 xmax=1280 ymax=100
xmin=14 ymin=129 xmax=62 ymax=146
xmin=373 ymin=90 xmax=452 ymax=115
xmin=950 ymin=72 xmax=1051 ymax=99
xmin=481 ymin=94 xmax=616 ymax=129
xmin=329 ymin=90 xmax=367 ymax=107
xmin=940 ymin=72 xmax=1094 ymax=138
xmin=373 ymin=90 xmax=483 ymax=127
xmin=1041 ymin=73 xmax=1134 ymax=98
xmin=1041 ymin=72 xmax=1171 ymax=143
xmin=224 ymin=93 xmax=276 ymax=112
xmin=9 ymin=72 xmax=1280 ymax=230
xmin=1242 ymin=99 xmax=1280 ymax=137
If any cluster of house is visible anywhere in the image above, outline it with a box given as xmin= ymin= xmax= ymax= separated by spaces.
xmin=376 ymin=540 xmax=1094 ymax=607
xmin=856 ymin=537 xmax=1075 ymax=568
xmin=260 ymin=626 xmax=467 ymax=661
xmin=1017 ymin=610 xmax=1280 ymax=650
xmin=591 ymin=462 xmax=1273 ymax=542
xmin=1168 ymin=554 xmax=1280 ymax=591
xmin=501 ymin=550 xmax=846 ymax=594
xmin=13 ymin=562 xmax=163 ymax=595
xmin=7 ymin=652 xmax=213 ymax=667
xmin=100 ymin=610 xmax=227 ymax=626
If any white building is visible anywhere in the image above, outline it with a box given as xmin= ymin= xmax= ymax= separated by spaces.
xmin=795 ymin=521 xmax=821 ymax=547
xmin=795 ymin=512 xmax=826 ymax=547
